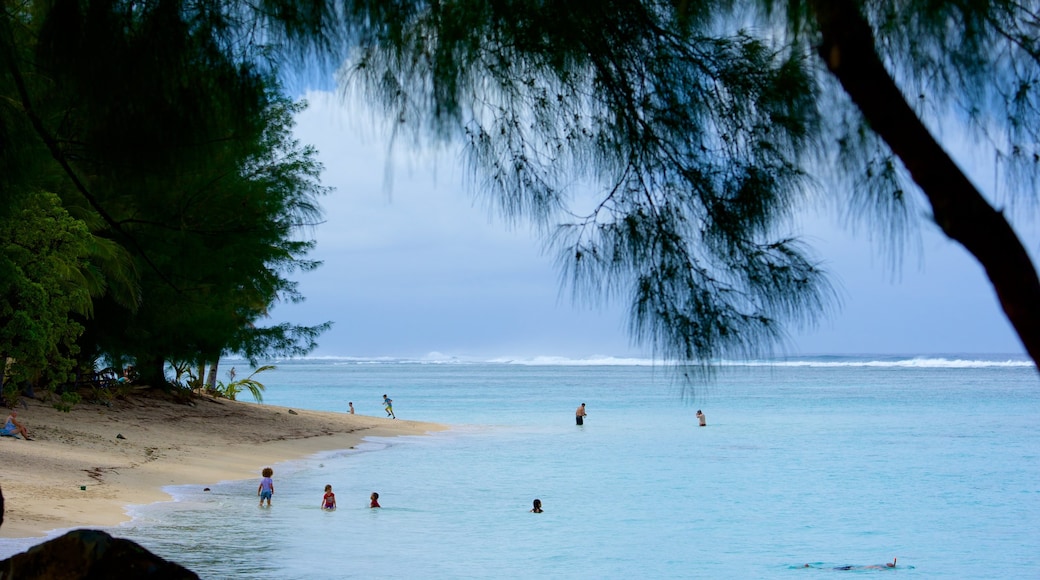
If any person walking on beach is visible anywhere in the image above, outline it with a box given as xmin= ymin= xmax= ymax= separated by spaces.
xmin=321 ymin=485 xmax=337 ymax=510
xmin=530 ymin=499 xmax=543 ymax=513
xmin=1 ymin=412 xmax=31 ymax=440
xmin=696 ymin=410 xmax=706 ymax=427
xmin=575 ymin=403 xmax=587 ymax=425
xmin=257 ymin=467 xmax=274 ymax=507
xmin=383 ymin=394 xmax=395 ymax=419
xmin=370 ymin=492 xmax=381 ymax=508
xmin=348 ymin=402 xmax=355 ymax=415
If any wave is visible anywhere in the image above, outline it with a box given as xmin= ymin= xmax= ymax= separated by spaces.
xmin=236 ymin=353 xmax=1036 ymax=369
xmin=730 ymin=355 xmax=1034 ymax=369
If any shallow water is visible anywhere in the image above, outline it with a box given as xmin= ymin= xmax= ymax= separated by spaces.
xmin=2 ymin=357 xmax=1038 ymax=578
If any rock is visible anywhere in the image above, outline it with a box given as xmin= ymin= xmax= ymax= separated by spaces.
xmin=0 ymin=529 xmax=199 ymax=579
xmin=287 ymin=409 xmax=298 ymax=415
xmin=116 ymin=434 xmax=126 ymax=439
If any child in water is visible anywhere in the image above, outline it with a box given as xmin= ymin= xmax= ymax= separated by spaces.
xmin=257 ymin=467 xmax=274 ymax=507
xmin=530 ymin=499 xmax=543 ymax=513
xmin=321 ymin=484 xmax=336 ymax=510
xmin=370 ymin=492 xmax=381 ymax=508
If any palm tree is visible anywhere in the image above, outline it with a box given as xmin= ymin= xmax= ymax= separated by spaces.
xmin=218 ymin=365 xmax=275 ymax=404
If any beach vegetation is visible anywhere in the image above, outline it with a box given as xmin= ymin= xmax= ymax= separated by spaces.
xmin=4 ymin=0 xmax=1040 ymax=386
xmin=0 ymin=0 xmax=333 ymax=395
xmin=53 ymin=391 xmax=81 ymax=413
xmin=0 ymin=191 xmax=96 ymax=390
xmin=88 ymin=384 xmax=114 ymax=407
xmin=1 ymin=381 xmax=18 ymax=409
xmin=214 ymin=365 xmax=275 ymax=403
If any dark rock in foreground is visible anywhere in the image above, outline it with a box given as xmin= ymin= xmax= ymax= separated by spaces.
xmin=0 ymin=529 xmax=198 ymax=579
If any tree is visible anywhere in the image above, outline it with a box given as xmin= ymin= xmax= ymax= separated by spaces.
xmin=323 ymin=0 xmax=1040 ymax=367
xmin=1 ymin=0 xmax=333 ymax=387
xmin=0 ymin=191 xmax=95 ymax=389
xmin=803 ymin=0 xmax=1040 ymax=363
xmin=79 ymin=93 xmax=332 ymax=387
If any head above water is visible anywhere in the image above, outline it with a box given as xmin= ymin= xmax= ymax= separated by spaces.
xmin=533 ymin=499 xmax=541 ymax=508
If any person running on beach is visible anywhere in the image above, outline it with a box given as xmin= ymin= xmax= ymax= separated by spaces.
xmin=1 ymin=412 xmax=31 ymax=440
xmin=530 ymin=499 xmax=543 ymax=513
xmin=696 ymin=410 xmax=706 ymax=427
xmin=575 ymin=403 xmax=587 ymax=425
xmin=257 ymin=467 xmax=274 ymax=507
xmin=321 ymin=485 xmax=337 ymax=510
xmin=370 ymin=492 xmax=381 ymax=508
xmin=383 ymin=394 xmax=395 ymax=419
xmin=348 ymin=402 xmax=355 ymax=415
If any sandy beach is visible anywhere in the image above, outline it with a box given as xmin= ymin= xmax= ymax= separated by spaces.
xmin=0 ymin=389 xmax=445 ymax=539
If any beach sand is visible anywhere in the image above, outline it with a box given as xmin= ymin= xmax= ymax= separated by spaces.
xmin=0 ymin=389 xmax=444 ymax=539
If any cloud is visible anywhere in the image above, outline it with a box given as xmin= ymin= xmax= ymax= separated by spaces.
xmin=266 ymin=90 xmax=1034 ymax=359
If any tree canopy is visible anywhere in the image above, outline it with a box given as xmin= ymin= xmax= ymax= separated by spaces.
xmin=330 ymin=0 xmax=1040 ymax=366
xmin=4 ymin=0 xmax=1038 ymax=391
xmin=0 ymin=0 xmax=331 ymax=389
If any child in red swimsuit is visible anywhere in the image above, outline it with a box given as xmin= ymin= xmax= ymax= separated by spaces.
xmin=370 ymin=492 xmax=380 ymax=508
xmin=321 ymin=485 xmax=336 ymax=510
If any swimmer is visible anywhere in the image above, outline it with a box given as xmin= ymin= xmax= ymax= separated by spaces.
xmin=832 ymin=557 xmax=897 ymax=570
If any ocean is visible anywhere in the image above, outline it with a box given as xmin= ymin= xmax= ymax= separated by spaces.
xmin=2 ymin=355 xmax=1038 ymax=578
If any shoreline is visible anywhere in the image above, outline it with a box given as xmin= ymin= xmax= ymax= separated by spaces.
xmin=0 ymin=390 xmax=445 ymax=540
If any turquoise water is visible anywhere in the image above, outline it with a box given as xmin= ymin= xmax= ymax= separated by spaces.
xmin=2 ymin=356 xmax=1038 ymax=578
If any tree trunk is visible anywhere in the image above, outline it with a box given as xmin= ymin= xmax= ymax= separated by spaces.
xmin=813 ymin=0 xmax=1040 ymax=367
xmin=206 ymin=360 xmax=219 ymax=390
xmin=135 ymin=355 xmax=167 ymax=389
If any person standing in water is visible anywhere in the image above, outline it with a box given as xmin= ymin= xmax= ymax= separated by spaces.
xmin=348 ymin=402 xmax=355 ymax=415
xmin=257 ymin=467 xmax=274 ymax=507
xmin=370 ymin=492 xmax=381 ymax=508
xmin=530 ymin=499 xmax=543 ymax=513
xmin=696 ymin=410 xmax=706 ymax=427
xmin=321 ymin=485 xmax=337 ymax=510
xmin=575 ymin=403 xmax=587 ymax=425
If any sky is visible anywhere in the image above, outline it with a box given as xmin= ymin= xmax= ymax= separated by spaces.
xmin=264 ymin=90 xmax=1036 ymax=361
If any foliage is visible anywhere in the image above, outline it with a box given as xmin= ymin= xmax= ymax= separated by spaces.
xmin=214 ymin=365 xmax=275 ymax=403
xmin=330 ymin=0 xmax=1040 ymax=365
xmin=53 ymin=391 xmax=81 ymax=413
xmin=341 ymin=1 xmax=834 ymax=364
xmin=0 ymin=0 xmax=333 ymax=391
xmin=0 ymin=191 xmax=95 ymax=387
xmin=89 ymin=384 xmax=113 ymax=407
xmin=1 ymin=380 xmax=19 ymax=408
xmin=7 ymin=0 xmax=1037 ymax=379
